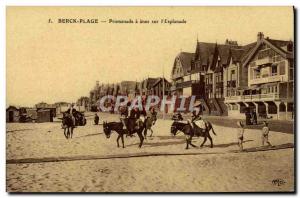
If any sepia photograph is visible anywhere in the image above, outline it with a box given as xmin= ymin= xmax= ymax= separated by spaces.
xmin=6 ymin=6 xmax=295 ymax=192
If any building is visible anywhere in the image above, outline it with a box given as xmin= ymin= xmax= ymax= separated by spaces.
xmin=35 ymin=102 xmax=57 ymax=117
xmin=6 ymin=106 xmax=20 ymax=122
xmin=150 ymin=77 xmax=171 ymax=97
xmin=55 ymin=102 xmax=70 ymax=114
xmin=36 ymin=109 xmax=53 ymax=123
xmin=170 ymin=52 xmax=199 ymax=96
xmin=77 ymin=97 xmax=90 ymax=111
xmin=120 ymin=81 xmax=139 ymax=99
xmin=187 ymin=40 xmax=241 ymax=116
xmin=140 ymin=78 xmax=160 ymax=96
xmin=169 ymin=33 xmax=293 ymax=120
xmin=223 ymin=43 xmax=257 ymax=118
xmin=224 ymin=32 xmax=294 ymax=120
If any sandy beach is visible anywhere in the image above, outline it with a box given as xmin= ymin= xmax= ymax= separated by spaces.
xmin=6 ymin=113 xmax=294 ymax=192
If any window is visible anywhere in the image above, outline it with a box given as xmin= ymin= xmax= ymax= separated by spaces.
xmin=271 ymin=64 xmax=277 ymax=76
xmin=230 ymin=70 xmax=236 ymax=80
xmin=254 ymin=68 xmax=261 ymax=79
xmin=279 ymin=62 xmax=285 ymax=75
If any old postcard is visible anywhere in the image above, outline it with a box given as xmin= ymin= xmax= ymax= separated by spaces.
xmin=6 ymin=6 xmax=294 ymax=192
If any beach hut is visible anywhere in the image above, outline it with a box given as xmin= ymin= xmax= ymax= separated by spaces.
xmin=6 ymin=106 xmax=20 ymax=122
xmin=36 ymin=109 xmax=53 ymax=123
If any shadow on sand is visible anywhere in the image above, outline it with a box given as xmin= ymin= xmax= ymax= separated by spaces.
xmin=74 ymin=132 xmax=103 ymax=139
xmin=6 ymin=128 xmax=35 ymax=133
xmin=127 ymin=139 xmax=255 ymax=149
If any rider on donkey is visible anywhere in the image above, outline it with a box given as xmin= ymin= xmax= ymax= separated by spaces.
xmin=129 ymin=106 xmax=141 ymax=127
xmin=172 ymin=111 xmax=184 ymax=121
xmin=65 ymin=103 xmax=77 ymax=127
xmin=149 ymin=107 xmax=157 ymax=125
xmin=189 ymin=109 xmax=205 ymax=130
xmin=120 ymin=101 xmax=130 ymax=134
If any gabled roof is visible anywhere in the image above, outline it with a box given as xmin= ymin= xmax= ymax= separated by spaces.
xmin=195 ymin=42 xmax=216 ymax=67
xmin=242 ymin=38 xmax=293 ymax=67
xmin=141 ymin=78 xmax=159 ymax=89
xmin=239 ymin=42 xmax=257 ymax=64
xmin=152 ymin=77 xmax=170 ymax=87
xmin=172 ymin=52 xmax=194 ymax=77
xmin=6 ymin=106 xmax=19 ymax=111
xmin=230 ymin=48 xmax=245 ymax=63
xmin=218 ymin=45 xmax=231 ymax=65
xmin=266 ymin=39 xmax=291 ymax=48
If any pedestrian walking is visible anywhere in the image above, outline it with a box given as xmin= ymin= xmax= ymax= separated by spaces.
xmin=94 ymin=113 xmax=99 ymax=125
xmin=237 ymin=121 xmax=244 ymax=151
xmin=251 ymin=109 xmax=258 ymax=125
xmin=262 ymin=121 xmax=272 ymax=146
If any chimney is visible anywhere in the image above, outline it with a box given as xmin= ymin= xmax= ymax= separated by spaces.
xmin=257 ymin=32 xmax=264 ymax=41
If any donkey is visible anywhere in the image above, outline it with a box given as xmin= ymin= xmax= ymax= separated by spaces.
xmin=170 ymin=120 xmax=216 ymax=149
xmin=61 ymin=113 xmax=75 ymax=139
xmin=143 ymin=113 xmax=157 ymax=139
xmin=103 ymin=119 xmax=145 ymax=148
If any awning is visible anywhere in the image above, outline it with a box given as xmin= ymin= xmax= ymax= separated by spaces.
xmin=193 ymin=100 xmax=202 ymax=107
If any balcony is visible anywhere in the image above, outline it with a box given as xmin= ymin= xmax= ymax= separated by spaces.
xmin=224 ymin=95 xmax=241 ymax=103
xmin=177 ymin=80 xmax=199 ymax=89
xmin=253 ymin=57 xmax=273 ymax=66
xmin=249 ymin=75 xmax=284 ymax=85
xmin=225 ymin=93 xmax=282 ymax=103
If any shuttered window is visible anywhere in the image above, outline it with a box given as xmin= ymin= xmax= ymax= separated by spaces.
xmin=279 ymin=62 xmax=285 ymax=75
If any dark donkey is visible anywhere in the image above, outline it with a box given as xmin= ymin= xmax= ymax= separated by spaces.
xmin=170 ymin=120 xmax=216 ymax=149
xmin=103 ymin=119 xmax=145 ymax=148
xmin=61 ymin=113 xmax=75 ymax=139
xmin=143 ymin=113 xmax=157 ymax=139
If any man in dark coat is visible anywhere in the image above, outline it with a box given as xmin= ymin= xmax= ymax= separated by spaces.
xmin=94 ymin=113 xmax=99 ymax=125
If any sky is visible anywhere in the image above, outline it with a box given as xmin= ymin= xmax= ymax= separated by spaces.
xmin=6 ymin=6 xmax=294 ymax=107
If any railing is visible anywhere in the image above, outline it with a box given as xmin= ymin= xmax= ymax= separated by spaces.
xmin=249 ymin=75 xmax=284 ymax=85
xmin=225 ymin=93 xmax=281 ymax=102
xmin=176 ymin=80 xmax=199 ymax=89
